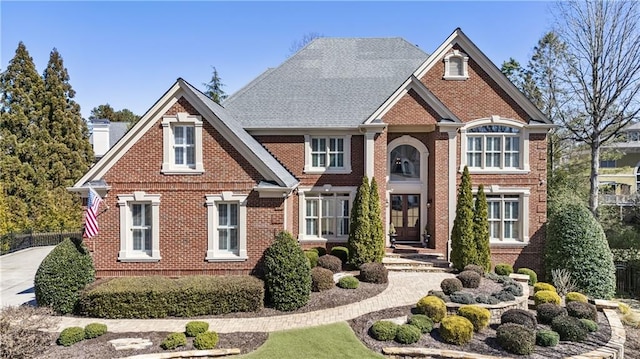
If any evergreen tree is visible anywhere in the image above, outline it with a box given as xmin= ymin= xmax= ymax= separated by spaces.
xmin=203 ymin=66 xmax=227 ymax=104
xmin=369 ymin=177 xmax=385 ymax=263
xmin=348 ymin=176 xmax=371 ymax=266
xmin=474 ymin=184 xmax=491 ymax=271
xmin=450 ymin=166 xmax=477 ymax=271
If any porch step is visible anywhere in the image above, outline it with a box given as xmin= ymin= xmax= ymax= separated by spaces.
xmin=382 ymin=255 xmax=453 ymax=273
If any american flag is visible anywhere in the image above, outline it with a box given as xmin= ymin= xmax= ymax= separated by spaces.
xmin=84 ymin=188 xmax=103 ymax=238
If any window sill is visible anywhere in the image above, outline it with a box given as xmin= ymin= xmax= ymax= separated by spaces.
xmin=303 ymin=168 xmax=352 ymax=175
xmin=206 ymin=255 xmax=248 ymax=262
xmin=161 ymin=168 xmax=205 ymax=175
xmin=463 ymin=168 xmax=530 ymax=175
xmin=118 ymin=253 xmax=161 ymax=262
xmin=490 ymin=241 xmax=529 ymax=248
xmin=298 ymin=236 xmax=348 ymax=243
xmin=443 ymin=75 xmax=469 ymax=81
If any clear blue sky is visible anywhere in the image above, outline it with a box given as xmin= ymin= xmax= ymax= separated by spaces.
xmin=1 ymin=1 xmax=555 ymax=120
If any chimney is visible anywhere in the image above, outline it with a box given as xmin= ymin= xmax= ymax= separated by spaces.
xmin=91 ymin=119 xmax=110 ymax=158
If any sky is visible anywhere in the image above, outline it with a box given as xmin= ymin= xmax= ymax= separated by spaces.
xmin=1 ymin=1 xmax=556 ymax=120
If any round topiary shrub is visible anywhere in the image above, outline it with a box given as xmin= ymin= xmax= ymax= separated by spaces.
xmin=441 ymin=277 xmax=463 ymax=295
xmin=395 ymin=324 xmax=422 ymax=344
xmin=304 ymin=250 xmax=319 ymax=268
xmin=439 ymin=315 xmax=474 ymax=345
xmin=311 ymin=267 xmax=335 ymax=292
xmin=161 ymin=332 xmax=187 ymax=350
xmin=580 ymin=318 xmax=598 ymax=332
xmin=551 ymin=316 xmax=588 ymax=342
xmin=337 ymin=276 xmax=359 ymax=289
xmin=57 ymin=327 xmax=85 ymax=346
xmin=534 ymin=290 xmax=561 ymax=306
xmin=185 ymin=321 xmax=209 ymax=337
xmin=496 ymin=323 xmax=535 ymax=355
xmin=534 ymin=282 xmax=557 ymax=293
xmin=330 ymin=246 xmax=349 ymax=264
xmin=546 ymin=200 xmax=616 ymax=299
xmin=35 ymin=238 xmax=95 ymax=314
xmin=318 ymin=254 xmax=342 ymax=273
xmin=415 ymin=295 xmax=446 ymax=323
xmin=517 ymin=268 xmax=538 ymax=285
xmin=457 ymin=270 xmax=481 ymax=288
xmin=369 ymin=320 xmax=398 ymax=341
xmin=475 ymin=294 xmax=499 ymax=305
xmin=495 ymin=263 xmax=513 ymax=276
xmin=263 ymin=231 xmax=312 ymax=311
xmin=359 ymin=262 xmax=388 ymax=284
xmin=407 ymin=314 xmax=433 ymax=334
xmin=450 ymin=291 xmax=475 ymax=304
xmin=458 ymin=305 xmax=491 ymax=332
xmin=313 ymin=246 xmax=327 ymax=256
xmin=566 ymin=292 xmax=588 ymax=304
xmin=463 ymin=264 xmax=484 ymax=276
xmin=84 ymin=323 xmax=107 ymax=339
xmin=536 ymin=303 xmax=567 ymax=324
xmin=536 ymin=329 xmax=560 ymax=347
xmin=193 ymin=331 xmax=219 ymax=350
xmin=566 ymin=301 xmax=597 ymax=321
xmin=500 ymin=309 xmax=537 ymax=329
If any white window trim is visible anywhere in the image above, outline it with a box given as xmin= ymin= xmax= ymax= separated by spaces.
xmin=460 ymin=116 xmax=530 ymax=174
xmin=206 ymin=192 xmax=248 ymax=261
xmin=303 ymin=135 xmax=352 ymax=174
xmin=474 ymin=185 xmax=530 ymax=244
xmin=443 ymin=49 xmax=469 ymax=80
xmin=298 ymin=185 xmax=356 ymax=243
xmin=118 ymin=191 xmax=161 ymax=262
xmin=161 ymin=112 xmax=204 ymax=174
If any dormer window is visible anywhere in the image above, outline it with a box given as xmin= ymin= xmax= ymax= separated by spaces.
xmin=443 ymin=50 xmax=469 ymax=80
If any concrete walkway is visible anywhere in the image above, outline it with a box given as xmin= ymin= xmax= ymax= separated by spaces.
xmin=0 ymin=246 xmax=55 ymax=307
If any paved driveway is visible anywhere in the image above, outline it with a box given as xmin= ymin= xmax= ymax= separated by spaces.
xmin=0 ymin=246 xmax=54 ymax=307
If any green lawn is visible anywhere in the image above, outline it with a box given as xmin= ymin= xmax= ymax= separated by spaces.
xmin=236 ymin=322 xmax=384 ymax=359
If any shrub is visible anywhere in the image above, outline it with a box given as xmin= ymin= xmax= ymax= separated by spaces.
xmin=57 ymin=327 xmax=85 ymax=347
xmin=395 ymin=324 xmax=421 ymax=344
xmin=484 ymin=272 xmax=499 ymax=281
xmin=580 ymin=318 xmax=598 ymax=332
xmin=304 ymin=250 xmax=319 ymax=268
xmin=450 ymin=167 xmax=478 ymax=271
xmin=551 ymin=268 xmax=577 ymax=296
xmin=35 ymin=238 xmax=95 ymax=314
xmin=193 ymin=331 xmax=219 ymax=350
xmin=457 ymin=270 xmax=481 ymax=288
xmin=475 ymin=294 xmax=499 ymax=305
xmin=501 ymin=309 xmax=537 ymax=329
xmin=517 ymin=268 xmax=538 ymax=285
xmin=566 ymin=301 xmax=597 ymax=321
xmin=440 ymin=278 xmax=463 ymax=295
xmin=534 ymin=290 xmax=561 ymax=306
xmin=185 ymin=321 xmax=209 ymax=337
xmin=161 ymin=332 xmax=187 ymax=350
xmin=415 ymin=295 xmax=446 ymax=323
xmin=536 ymin=303 xmax=567 ymax=324
xmin=450 ymin=291 xmax=475 ymax=304
xmin=503 ymin=282 xmax=523 ymax=297
xmin=551 ymin=316 xmax=588 ymax=342
xmin=311 ymin=267 xmax=335 ymax=292
xmin=546 ymin=201 xmax=616 ymax=299
xmin=439 ymin=315 xmax=474 ymax=345
xmin=491 ymin=290 xmax=515 ymax=302
xmin=496 ymin=275 xmax=515 ymax=285
xmin=78 ymin=275 xmax=264 ymax=318
xmin=495 ymin=263 xmax=513 ymax=276
xmin=407 ymin=314 xmax=433 ymax=333
xmin=83 ymin=323 xmax=107 ymax=339
xmin=330 ymin=246 xmax=349 ymax=264
xmin=536 ymin=329 xmax=560 ymax=347
xmin=348 ymin=177 xmax=372 ymax=266
xmin=458 ymin=305 xmax=490 ymax=332
xmin=318 ymin=255 xmax=342 ymax=273
xmin=566 ymin=292 xmax=588 ymax=304
xmin=359 ymin=262 xmax=388 ymax=284
xmin=496 ymin=323 xmax=535 ymax=355
xmin=264 ymin=231 xmax=311 ymax=311
xmin=369 ymin=320 xmax=398 ymax=341
xmin=337 ymin=276 xmax=359 ymax=289
xmin=0 ymin=306 xmax=56 ymax=358
xmin=369 ymin=178 xmax=386 ymax=263
xmin=313 ymin=246 xmax=327 ymax=256
xmin=534 ymin=282 xmax=557 ymax=293
xmin=463 ymin=264 xmax=484 ymax=276
xmin=474 ymin=184 xmax=492 ymax=272
xmin=428 ymin=290 xmax=450 ymax=302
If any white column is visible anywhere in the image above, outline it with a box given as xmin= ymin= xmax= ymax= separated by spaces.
xmin=447 ymin=130 xmax=457 ymax=261
xmin=364 ymin=132 xmax=376 ymax=179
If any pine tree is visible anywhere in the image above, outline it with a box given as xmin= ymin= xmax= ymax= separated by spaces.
xmin=474 ymin=184 xmax=491 ymax=271
xmin=203 ymin=66 xmax=227 ymax=104
xmin=369 ymin=177 xmax=385 ymax=263
xmin=348 ymin=176 xmax=371 ymax=266
xmin=450 ymin=166 xmax=477 ymax=271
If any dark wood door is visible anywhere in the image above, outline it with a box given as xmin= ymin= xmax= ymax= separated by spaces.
xmin=390 ymin=194 xmax=420 ymax=241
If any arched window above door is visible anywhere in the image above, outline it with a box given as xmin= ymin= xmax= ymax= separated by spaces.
xmin=390 ymin=145 xmax=420 ymax=181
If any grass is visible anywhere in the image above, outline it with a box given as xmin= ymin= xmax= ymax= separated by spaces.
xmin=236 ymin=322 xmax=384 ymax=359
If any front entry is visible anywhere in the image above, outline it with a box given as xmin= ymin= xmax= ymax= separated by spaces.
xmin=390 ymin=194 xmax=420 ymax=242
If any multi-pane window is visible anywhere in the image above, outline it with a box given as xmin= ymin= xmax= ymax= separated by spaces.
xmin=217 ymin=203 xmax=238 ymax=252
xmin=467 ymin=126 xmax=520 ymax=169
xmin=173 ymin=125 xmax=195 ymax=167
xmin=305 ymin=193 xmax=350 ymax=237
xmin=131 ymin=203 xmax=152 ymax=252
xmin=486 ymin=195 xmax=520 ymax=241
xmin=311 ymin=137 xmax=344 ymax=169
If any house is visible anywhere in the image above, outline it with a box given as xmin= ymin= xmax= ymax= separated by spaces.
xmin=599 ymin=123 xmax=640 ymax=206
xmin=70 ymin=29 xmax=553 ymax=278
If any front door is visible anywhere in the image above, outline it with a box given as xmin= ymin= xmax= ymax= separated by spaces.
xmin=391 ymin=194 xmax=420 ymax=242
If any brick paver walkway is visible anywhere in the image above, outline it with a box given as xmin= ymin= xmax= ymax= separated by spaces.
xmin=46 ymin=271 xmax=453 ymax=333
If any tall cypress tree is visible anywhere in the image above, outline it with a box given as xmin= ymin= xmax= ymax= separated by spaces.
xmin=450 ymin=166 xmax=477 ymax=271
xmin=369 ymin=177 xmax=385 ymax=263
xmin=348 ymin=176 xmax=371 ymax=266
xmin=474 ymin=184 xmax=491 ymax=271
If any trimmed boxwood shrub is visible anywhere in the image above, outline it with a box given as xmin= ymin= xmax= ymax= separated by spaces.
xmin=494 ymin=263 xmax=513 ymax=276
xmin=536 ymin=329 xmax=560 ymax=347
xmin=313 ymin=246 xmax=327 ymax=256
xmin=57 ymin=327 xmax=85 ymax=346
xmin=337 ymin=276 xmax=359 ymax=289
xmin=304 ymin=250 xmax=319 ymax=268
xmin=566 ymin=291 xmax=588 ymax=304
xmin=78 ymin=275 xmax=264 ymax=318
xmin=580 ymin=318 xmax=598 ymax=332
xmin=567 ymin=301 xmax=597 ymax=321
xmin=552 ymin=316 xmax=588 ymax=342
xmin=534 ymin=282 xmax=557 ymax=293
xmin=439 ymin=315 xmax=474 ymax=345
xmin=330 ymin=246 xmax=349 ymax=264
xmin=370 ymin=320 xmax=398 ymax=341
xmin=534 ymin=290 xmax=561 ymax=306
xmin=416 ymin=295 xmax=446 ymax=323
xmin=428 ymin=290 xmax=450 ymax=303
xmin=318 ymin=254 xmax=342 ymax=273
xmin=263 ymin=231 xmax=311 ymax=311
xmin=457 ymin=270 xmax=481 ymax=288
xmin=83 ymin=323 xmax=107 ymax=339
xmin=395 ymin=324 xmax=421 ymax=344
xmin=407 ymin=314 xmax=433 ymax=334
xmin=161 ymin=332 xmax=187 ymax=350
xmin=35 ymin=238 xmax=95 ymax=314
xmin=463 ymin=264 xmax=484 ymax=276
xmin=185 ymin=321 xmax=209 ymax=337
xmin=517 ymin=268 xmax=538 ymax=285
xmin=496 ymin=323 xmax=535 ymax=355
xmin=311 ymin=267 xmax=334 ymax=292
xmin=359 ymin=262 xmax=388 ymax=284
xmin=193 ymin=331 xmax=219 ymax=350
xmin=450 ymin=291 xmax=475 ymax=304
xmin=536 ymin=303 xmax=567 ymax=324
xmin=501 ymin=309 xmax=537 ymax=329
xmin=458 ymin=305 xmax=490 ymax=332
xmin=440 ymin=278 xmax=463 ymax=295
xmin=475 ymin=294 xmax=499 ymax=305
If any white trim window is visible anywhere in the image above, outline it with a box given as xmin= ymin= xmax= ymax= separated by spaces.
xmin=487 ymin=195 xmax=520 ymax=241
xmin=118 ymin=192 xmax=161 ymax=262
xmin=443 ymin=50 xmax=469 ymax=80
xmin=298 ymin=186 xmax=356 ymax=242
xmin=161 ymin=112 xmax=204 ymax=174
xmin=304 ymin=135 xmax=352 ymax=174
xmin=466 ymin=125 xmax=521 ymax=169
xmin=206 ymin=192 xmax=248 ymax=261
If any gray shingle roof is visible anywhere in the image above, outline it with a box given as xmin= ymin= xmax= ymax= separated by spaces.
xmin=223 ymin=38 xmax=429 ymax=128
xmin=109 ymin=122 xmax=129 ymax=148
